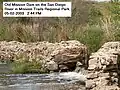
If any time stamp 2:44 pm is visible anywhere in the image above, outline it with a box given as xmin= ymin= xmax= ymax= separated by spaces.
xmin=4 ymin=11 xmax=42 ymax=16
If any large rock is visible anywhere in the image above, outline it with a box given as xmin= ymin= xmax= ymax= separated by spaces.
xmin=46 ymin=61 xmax=58 ymax=71
xmin=86 ymin=42 xmax=120 ymax=90
xmin=50 ymin=41 xmax=88 ymax=71
xmin=0 ymin=40 xmax=88 ymax=71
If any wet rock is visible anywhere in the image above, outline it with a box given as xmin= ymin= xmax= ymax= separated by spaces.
xmin=75 ymin=61 xmax=85 ymax=73
xmin=76 ymin=61 xmax=83 ymax=67
xmin=75 ymin=67 xmax=81 ymax=73
xmin=46 ymin=61 xmax=58 ymax=71
xmin=59 ymin=65 xmax=69 ymax=71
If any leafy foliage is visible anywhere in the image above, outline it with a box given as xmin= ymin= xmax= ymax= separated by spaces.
xmin=11 ymin=60 xmax=47 ymax=74
xmin=0 ymin=0 xmax=120 ymax=53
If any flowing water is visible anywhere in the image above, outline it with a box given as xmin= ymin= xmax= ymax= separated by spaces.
xmin=0 ymin=64 xmax=86 ymax=90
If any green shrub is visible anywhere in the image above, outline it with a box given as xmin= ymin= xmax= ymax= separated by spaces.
xmin=11 ymin=60 xmax=47 ymax=74
xmin=0 ymin=0 xmax=120 ymax=53
xmin=69 ymin=25 xmax=104 ymax=53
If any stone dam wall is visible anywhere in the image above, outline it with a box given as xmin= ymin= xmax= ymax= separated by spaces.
xmin=86 ymin=42 xmax=120 ymax=90
xmin=0 ymin=40 xmax=120 ymax=90
xmin=0 ymin=40 xmax=88 ymax=72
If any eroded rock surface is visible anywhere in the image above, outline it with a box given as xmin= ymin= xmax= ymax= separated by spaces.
xmin=0 ymin=40 xmax=88 ymax=72
xmin=86 ymin=42 xmax=120 ymax=90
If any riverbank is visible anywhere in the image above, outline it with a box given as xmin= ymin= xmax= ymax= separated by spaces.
xmin=0 ymin=40 xmax=88 ymax=74
xmin=0 ymin=40 xmax=87 ymax=90
xmin=0 ymin=40 xmax=120 ymax=90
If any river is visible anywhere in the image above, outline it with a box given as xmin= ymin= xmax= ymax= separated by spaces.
xmin=0 ymin=72 xmax=86 ymax=90
xmin=0 ymin=63 xmax=86 ymax=90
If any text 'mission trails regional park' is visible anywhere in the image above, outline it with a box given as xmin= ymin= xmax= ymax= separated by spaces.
xmin=3 ymin=2 xmax=71 ymax=17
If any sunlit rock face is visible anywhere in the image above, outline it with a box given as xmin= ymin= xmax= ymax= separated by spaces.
xmin=0 ymin=40 xmax=88 ymax=72
xmin=50 ymin=40 xmax=88 ymax=71
xmin=86 ymin=42 xmax=120 ymax=90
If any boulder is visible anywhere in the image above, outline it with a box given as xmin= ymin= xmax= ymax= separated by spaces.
xmin=46 ymin=61 xmax=58 ymax=71
xmin=86 ymin=42 xmax=120 ymax=90
xmin=50 ymin=41 xmax=88 ymax=71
